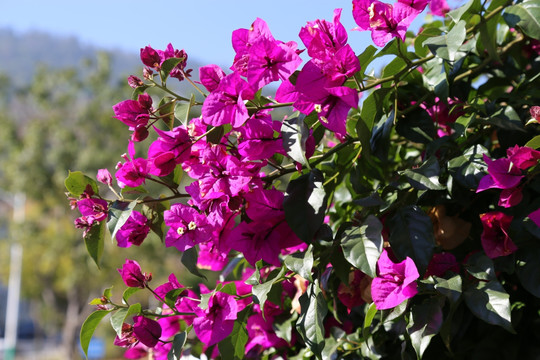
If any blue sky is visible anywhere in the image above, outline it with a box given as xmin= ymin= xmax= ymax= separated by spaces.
xmin=0 ymin=1 xmax=375 ymax=67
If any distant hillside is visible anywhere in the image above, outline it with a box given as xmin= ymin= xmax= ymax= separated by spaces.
xmin=0 ymin=28 xmax=142 ymax=86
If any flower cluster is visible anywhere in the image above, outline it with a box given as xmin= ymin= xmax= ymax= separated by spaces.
xmin=69 ymin=0 xmax=540 ymax=359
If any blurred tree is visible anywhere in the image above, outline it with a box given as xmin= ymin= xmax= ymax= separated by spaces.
xmin=0 ymin=53 xmax=164 ymax=359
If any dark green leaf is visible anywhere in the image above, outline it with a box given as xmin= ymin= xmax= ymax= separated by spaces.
xmin=218 ymin=308 xmax=250 ymax=360
xmin=433 ymin=275 xmax=462 ymax=303
xmin=108 ymin=201 xmax=137 ymax=241
xmin=525 ymin=135 xmax=540 ymax=149
xmin=464 ymin=280 xmax=514 ymax=333
xmin=80 ymin=310 xmax=112 ymax=359
xmin=504 ymin=1 xmax=540 ymax=40
xmin=122 ymin=287 xmax=141 ymax=303
xmin=174 ymin=93 xmax=197 ymax=125
xmin=448 ymin=145 xmax=489 ymax=189
xmin=160 ymin=57 xmax=184 ymax=82
xmin=387 ymin=206 xmax=436 ymax=274
xmin=465 ymin=252 xmax=496 ymax=281
xmin=164 ymin=288 xmax=186 ymax=309
xmin=284 ymin=245 xmax=314 ymax=281
xmin=516 ymin=246 xmax=540 ymax=297
xmin=340 ymin=215 xmax=384 ymax=278
xmin=252 ymin=266 xmax=286 ymax=314
xmin=407 ymin=298 xmax=443 ymax=359
xmin=283 ymin=169 xmax=327 ymax=243
xmin=65 ymin=170 xmax=99 ymax=196
xmin=396 ymin=107 xmax=436 ymax=144
xmin=361 ymin=88 xmax=392 ymax=130
xmin=363 ymin=302 xmax=378 ymax=340
xmin=282 ymin=112 xmax=309 ymax=165
xmin=158 ymin=97 xmax=176 ymax=130
xmin=448 ymin=0 xmax=482 ymax=23
xmin=110 ymin=303 xmax=141 ymax=336
xmin=181 ymin=247 xmax=207 ymax=280
xmin=357 ymin=45 xmax=378 ymax=76
xmin=168 ymin=332 xmax=188 ymax=360
xmin=401 ymin=157 xmax=445 ymax=190
xmin=296 ymin=279 xmax=328 ymax=359
xmin=85 ymin=220 xmax=106 ymax=269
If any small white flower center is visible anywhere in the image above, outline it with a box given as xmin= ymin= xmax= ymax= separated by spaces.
xmin=177 ymin=227 xmax=186 ymax=235
xmin=188 ymin=221 xmax=197 ymax=231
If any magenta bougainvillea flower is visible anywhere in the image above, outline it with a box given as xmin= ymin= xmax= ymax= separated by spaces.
xmin=116 ymin=210 xmax=150 ymax=248
xmin=531 ymin=106 xmax=540 ymax=121
xmin=147 ymin=126 xmax=192 ymax=177
xmin=424 ymin=252 xmax=459 ymax=278
xmin=293 ymin=61 xmax=359 ymax=135
xmin=231 ymin=18 xmax=274 ymax=76
xmin=352 ymin=0 xmax=423 ymax=47
xmin=117 ymin=259 xmax=152 ymax=288
xmin=133 ymin=316 xmax=162 ymax=348
xmin=113 ymin=93 xmax=153 ymax=128
xmin=422 ymin=97 xmax=464 ymax=137
xmin=246 ymin=36 xmax=302 ymax=90
xmin=193 ymin=291 xmax=238 ymax=346
xmin=237 ymin=112 xmax=284 ymax=161
xmin=96 ymin=168 xmax=113 ymax=186
xmin=299 ymin=9 xmax=361 ymax=82
xmin=198 ymin=64 xmax=226 ymax=92
xmin=114 ymin=323 xmax=138 ymax=348
xmin=115 ymin=143 xmax=149 ymax=188
xmin=245 ymin=312 xmax=288 ymax=354
xmin=371 ymin=249 xmax=419 ymax=310
xmin=429 ymin=0 xmax=450 ymax=16
xmin=77 ymin=197 xmax=108 ymax=222
xmin=480 ymin=212 xmax=517 ymax=259
xmin=477 ymin=155 xmax=524 ymax=191
xmin=201 ymin=72 xmax=255 ymax=128
xmin=164 ymin=203 xmax=214 ymax=252
xmin=140 ymin=43 xmax=191 ymax=81
xmin=477 ymin=146 xmax=540 ymax=207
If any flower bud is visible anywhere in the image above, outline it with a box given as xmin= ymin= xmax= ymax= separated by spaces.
xmin=127 ymin=75 xmax=144 ymax=89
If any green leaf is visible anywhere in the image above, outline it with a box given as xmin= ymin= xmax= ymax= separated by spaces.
xmin=65 ymin=170 xmax=99 ymax=196
xmin=84 ymin=220 xmax=106 ymax=269
xmin=80 ymin=310 xmax=112 ymax=359
xmin=401 ymin=157 xmax=445 ymax=190
xmin=283 ymin=169 xmax=327 ymax=243
xmin=160 ymin=57 xmax=185 ymax=83
xmin=396 ymin=107 xmax=437 ymax=144
xmin=357 ymin=45 xmax=378 ymax=76
xmin=448 ymin=0 xmax=481 ymax=23
xmin=164 ymin=288 xmax=187 ymax=309
xmin=407 ymin=298 xmax=443 ymax=359
xmin=433 ymin=275 xmax=462 ymax=303
xmin=516 ymin=246 xmax=540 ymax=297
xmin=218 ymin=308 xmax=250 ymax=360
xmin=463 ymin=280 xmax=514 ymax=333
xmin=174 ymin=93 xmax=197 ymax=125
xmin=504 ymin=1 xmax=540 ymax=40
xmin=108 ymin=200 xmax=137 ymax=241
xmin=282 ymin=112 xmax=309 ymax=165
xmin=158 ymin=97 xmax=176 ymax=130
xmin=168 ymin=332 xmax=188 ymax=360
xmin=110 ymin=303 xmax=141 ymax=336
xmin=423 ymin=20 xmax=466 ymax=61
xmin=360 ymin=88 xmax=392 ymax=130
xmin=122 ymin=287 xmax=141 ymax=304
xmin=387 ymin=206 xmax=436 ymax=274
xmin=525 ymin=135 xmax=540 ymax=149
xmin=448 ymin=145 xmax=489 ymax=189
xmin=415 ymin=27 xmax=443 ymax=57
xmin=362 ymin=302 xmax=378 ymax=341
xmin=296 ymin=279 xmax=328 ymax=359
xmin=382 ymin=57 xmax=407 ymax=78
xmin=284 ymin=245 xmax=314 ymax=281
xmin=181 ymin=247 xmax=207 ymax=280
xmin=340 ymin=215 xmax=384 ymax=278
xmin=464 ymin=252 xmax=496 ymax=281
xmin=252 ymin=266 xmax=286 ymax=314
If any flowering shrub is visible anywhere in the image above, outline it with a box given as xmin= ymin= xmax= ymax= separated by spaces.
xmin=67 ymin=0 xmax=540 ymax=358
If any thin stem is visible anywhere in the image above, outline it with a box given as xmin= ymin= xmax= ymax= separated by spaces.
xmin=146 ymin=177 xmax=180 ymax=195
xmin=183 ymin=71 xmax=207 ymax=98
xmin=137 ymin=193 xmax=191 ymax=204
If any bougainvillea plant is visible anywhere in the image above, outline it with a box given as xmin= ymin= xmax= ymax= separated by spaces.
xmin=67 ymin=0 xmax=540 ymax=358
